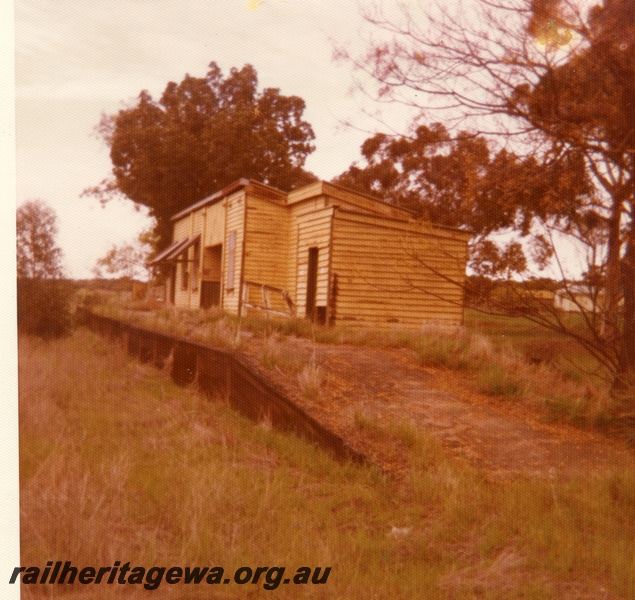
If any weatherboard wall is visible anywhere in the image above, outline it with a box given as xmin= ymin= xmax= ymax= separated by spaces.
xmin=288 ymin=181 xmax=413 ymax=221
xmin=203 ymin=200 xmax=226 ymax=248
xmin=166 ymin=179 xmax=470 ymax=325
xmin=293 ymin=205 xmax=334 ymax=318
xmin=242 ymin=189 xmax=290 ymax=293
xmin=330 ymin=210 xmax=469 ymax=327
xmin=221 ymin=190 xmax=246 ymax=315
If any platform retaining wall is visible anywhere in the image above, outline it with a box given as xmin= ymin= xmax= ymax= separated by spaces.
xmin=80 ymin=310 xmax=365 ymax=464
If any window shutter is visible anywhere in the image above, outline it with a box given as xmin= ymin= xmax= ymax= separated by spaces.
xmin=226 ymin=231 xmax=236 ymax=291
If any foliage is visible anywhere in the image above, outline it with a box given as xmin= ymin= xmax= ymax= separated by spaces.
xmin=338 ymin=0 xmax=635 ymax=395
xmin=85 ymin=62 xmax=317 ymax=247
xmin=16 ymin=199 xmax=64 ymax=280
xmin=333 ymin=122 xmax=582 ymax=276
xmin=516 ymin=0 xmax=635 ymax=388
xmin=93 ymin=243 xmax=147 ymax=280
xmin=17 ymin=278 xmax=75 ymax=339
xmin=93 ymin=228 xmax=157 ymax=281
xmin=336 ymin=123 xmax=586 ymax=234
xmin=336 ymin=125 xmax=492 ymax=226
xmin=16 ymin=200 xmax=73 ymax=338
xmin=469 ymin=240 xmax=527 ymax=279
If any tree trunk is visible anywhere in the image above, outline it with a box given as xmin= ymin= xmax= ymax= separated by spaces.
xmin=602 ymin=201 xmax=623 ymax=343
xmin=614 ymin=224 xmax=635 ymax=402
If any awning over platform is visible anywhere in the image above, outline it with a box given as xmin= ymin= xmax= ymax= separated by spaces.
xmin=147 ymin=234 xmax=201 ymax=266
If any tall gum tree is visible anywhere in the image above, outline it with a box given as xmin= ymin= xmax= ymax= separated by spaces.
xmin=338 ymin=0 xmax=635 ymax=397
xmin=85 ymin=62 xmax=317 ymax=249
xmin=333 ymin=121 xmax=588 ymax=272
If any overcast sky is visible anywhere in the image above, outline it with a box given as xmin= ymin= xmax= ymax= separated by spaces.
xmin=13 ymin=0 xmax=421 ymax=279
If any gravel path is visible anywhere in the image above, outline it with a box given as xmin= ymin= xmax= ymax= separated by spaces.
xmin=241 ymin=336 xmax=634 ymax=478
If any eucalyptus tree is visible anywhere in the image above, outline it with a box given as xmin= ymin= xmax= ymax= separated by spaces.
xmin=338 ymin=0 xmax=635 ymax=392
xmin=86 ymin=62 xmax=317 ymax=248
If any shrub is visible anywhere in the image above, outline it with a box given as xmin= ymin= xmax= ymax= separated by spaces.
xmin=17 ymin=278 xmax=75 ymax=339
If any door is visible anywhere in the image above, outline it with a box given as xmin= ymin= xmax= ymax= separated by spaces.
xmin=305 ymin=247 xmax=319 ymax=320
xmin=200 ymin=244 xmax=223 ymax=309
xmin=169 ymin=264 xmax=176 ymax=304
xmin=200 ymin=282 xmax=221 ymax=309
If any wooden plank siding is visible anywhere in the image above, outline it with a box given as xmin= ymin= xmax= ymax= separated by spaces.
xmin=330 ymin=210 xmax=469 ymax=327
xmin=291 ymin=206 xmax=334 ymax=319
xmin=221 ymin=191 xmax=246 ymax=315
xmin=203 ymin=201 xmax=226 ymax=247
xmin=243 ymin=191 xmax=290 ymax=293
xmin=288 ymin=181 xmax=412 ymax=221
xmin=286 ymin=200 xmax=329 ymax=307
xmin=169 ymin=202 xmax=224 ymax=310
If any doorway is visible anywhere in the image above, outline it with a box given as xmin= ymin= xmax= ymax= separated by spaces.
xmin=305 ymin=247 xmax=319 ymax=320
xmin=200 ymin=244 xmax=223 ymax=309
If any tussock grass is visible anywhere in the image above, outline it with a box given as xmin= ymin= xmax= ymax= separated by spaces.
xmin=297 ymin=359 xmax=324 ymax=402
xmin=19 ymin=330 xmax=635 ymax=598
xmin=477 ymin=364 xmax=525 ymax=397
xmin=259 ymin=334 xmax=324 ymax=400
xmin=260 ymin=333 xmax=304 ymax=374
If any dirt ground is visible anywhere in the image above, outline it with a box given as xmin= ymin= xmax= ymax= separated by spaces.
xmin=239 ymin=335 xmax=635 ymax=479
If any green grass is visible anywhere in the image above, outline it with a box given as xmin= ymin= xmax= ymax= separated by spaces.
xmin=19 ymin=329 xmax=635 ymax=598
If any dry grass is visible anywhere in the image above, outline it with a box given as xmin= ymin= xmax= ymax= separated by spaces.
xmin=259 ymin=334 xmax=324 ymax=402
xmin=259 ymin=332 xmax=304 ymax=374
xmin=297 ymin=358 xmax=324 ymax=402
xmin=18 ymin=329 xmax=635 ymax=599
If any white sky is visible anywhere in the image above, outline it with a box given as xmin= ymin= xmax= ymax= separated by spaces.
xmin=14 ymin=0 xmax=419 ymax=279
